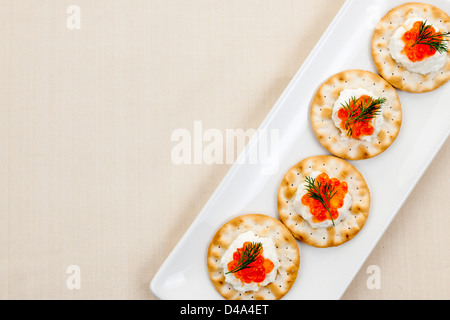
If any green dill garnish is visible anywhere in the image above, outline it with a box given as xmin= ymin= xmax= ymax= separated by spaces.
xmin=225 ymin=242 xmax=263 ymax=274
xmin=304 ymin=176 xmax=337 ymax=226
xmin=340 ymin=96 xmax=386 ymax=137
xmin=412 ymin=20 xmax=450 ymax=54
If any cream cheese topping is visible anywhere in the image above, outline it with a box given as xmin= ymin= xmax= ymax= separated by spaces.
xmin=331 ymin=88 xmax=383 ymax=142
xmin=389 ymin=17 xmax=447 ymax=75
xmin=220 ymin=231 xmax=280 ymax=292
xmin=293 ymin=171 xmax=352 ymax=229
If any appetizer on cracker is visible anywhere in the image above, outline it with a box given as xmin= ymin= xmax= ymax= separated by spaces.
xmin=277 ymin=155 xmax=370 ymax=248
xmin=372 ymin=2 xmax=450 ymax=92
xmin=207 ymin=214 xmax=299 ymax=300
xmin=310 ymin=69 xmax=402 ymax=160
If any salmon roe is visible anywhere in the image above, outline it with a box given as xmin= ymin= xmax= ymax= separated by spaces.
xmin=301 ymin=173 xmax=348 ymax=223
xmin=402 ymin=21 xmax=441 ymax=62
xmin=227 ymin=242 xmax=274 ymax=284
xmin=337 ymin=95 xmax=377 ymax=139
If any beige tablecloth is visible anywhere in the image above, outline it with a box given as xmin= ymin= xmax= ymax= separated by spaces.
xmin=0 ymin=0 xmax=448 ymax=300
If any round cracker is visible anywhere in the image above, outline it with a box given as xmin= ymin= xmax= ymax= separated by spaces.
xmin=310 ymin=69 xmax=402 ymax=160
xmin=371 ymin=2 xmax=450 ymax=93
xmin=207 ymin=214 xmax=300 ymax=300
xmin=277 ymin=155 xmax=370 ymax=248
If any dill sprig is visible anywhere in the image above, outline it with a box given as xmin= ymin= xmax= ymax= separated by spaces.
xmin=412 ymin=20 xmax=450 ymax=54
xmin=340 ymin=96 xmax=386 ymax=137
xmin=225 ymin=242 xmax=263 ymax=274
xmin=304 ymin=176 xmax=337 ymax=226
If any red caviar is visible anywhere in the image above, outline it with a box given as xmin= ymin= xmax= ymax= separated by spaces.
xmin=402 ymin=21 xmax=440 ymax=62
xmin=227 ymin=242 xmax=274 ymax=284
xmin=301 ymin=173 xmax=348 ymax=223
xmin=337 ymin=95 xmax=376 ymax=139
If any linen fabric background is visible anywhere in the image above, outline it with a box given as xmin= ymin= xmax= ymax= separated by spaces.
xmin=0 ymin=0 xmax=448 ymax=299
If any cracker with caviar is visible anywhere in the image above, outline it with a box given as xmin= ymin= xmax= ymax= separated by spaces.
xmin=372 ymin=2 xmax=450 ymax=92
xmin=277 ymin=155 xmax=370 ymax=248
xmin=310 ymin=69 xmax=402 ymax=160
xmin=207 ymin=214 xmax=299 ymax=300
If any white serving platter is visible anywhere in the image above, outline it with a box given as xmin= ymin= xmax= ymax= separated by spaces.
xmin=150 ymin=0 xmax=450 ymax=300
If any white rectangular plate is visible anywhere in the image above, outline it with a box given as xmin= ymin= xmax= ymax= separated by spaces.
xmin=151 ymin=0 xmax=450 ymax=300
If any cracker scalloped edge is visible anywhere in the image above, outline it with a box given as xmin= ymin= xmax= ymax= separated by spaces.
xmin=371 ymin=2 xmax=450 ymax=93
xmin=207 ymin=213 xmax=300 ymax=300
xmin=277 ymin=155 xmax=370 ymax=248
